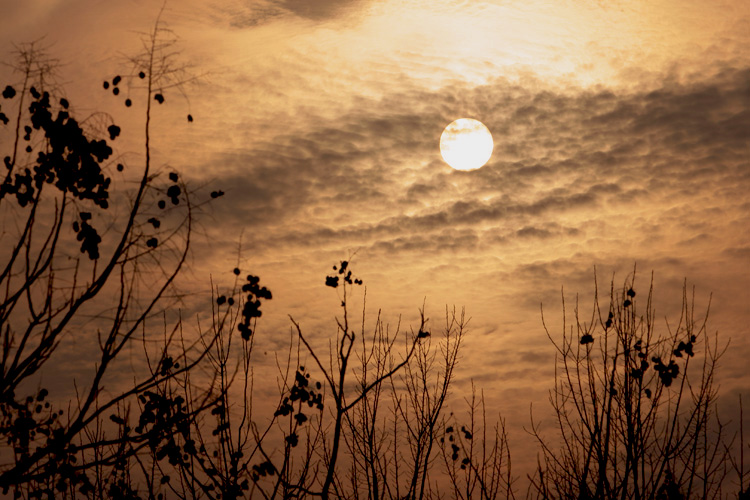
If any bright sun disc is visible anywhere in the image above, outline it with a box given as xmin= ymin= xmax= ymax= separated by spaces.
xmin=439 ymin=118 xmax=493 ymax=171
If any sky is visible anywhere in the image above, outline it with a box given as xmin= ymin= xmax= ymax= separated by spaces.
xmin=1 ymin=0 xmax=749 ymax=481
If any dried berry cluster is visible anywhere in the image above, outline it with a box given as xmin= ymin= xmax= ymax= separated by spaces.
xmin=106 ymin=392 xmax=194 ymax=477
xmin=651 ymin=357 xmax=681 ymax=388
xmin=251 ymin=460 xmax=276 ymax=482
xmin=442 ymin=425 xmax=473 ymax=469
xmin=72 ymin=212 xmax=101 ymax=259
xmin=103 ymin=72 xmax=193 ymax=123
xmin=237 ymin=271 xmax=272 ymax=341
xmin=274 ymin=366 xmax=324 ymax=448
xmin=141 ymin=172 xmax=183 ymax=249
xmin=623 ymin=287 xmax=636 ymax=307
xmin=628 ymin=339 xmax=651 ymax=381
xmin=0 ymin=389 xmax=95 ymax=496
xmin=215 ymin=268 xmax=273 ymax=341
xmin=325 ymin=260 xmax=363 ymax=289
xmin=1 ymin=389 xmax=55 ymax=459
xmin=578 ymin=287 xmax=698 ymax=395
xmin=0 ymin=85 xmax=16 ymax=123
xmin=1 ymin=86 xmax=115 ymax=260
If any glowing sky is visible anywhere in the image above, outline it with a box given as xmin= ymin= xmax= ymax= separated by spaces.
xmin=1 ymin=0 xmax=748 ymax=478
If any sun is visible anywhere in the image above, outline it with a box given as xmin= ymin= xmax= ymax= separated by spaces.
xmin=439 ymin=118 xmax=493 ymax=171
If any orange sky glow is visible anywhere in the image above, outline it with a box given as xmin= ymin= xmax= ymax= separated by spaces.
xmin=1 ymin=0 xmax=748 ymax=486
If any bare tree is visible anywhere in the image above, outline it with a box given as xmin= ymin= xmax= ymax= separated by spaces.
xmin=440 ymin=384 xmax=515 ymax=500
xmin=328 ymin=303 xmax=467 ymax=500
xmin=0 ymin=13 xmax=219 ymax=498
xmin=389 ymin=306 xmax=465 ymax=500
xmin=282 ymin=260 xmax=427 ymax=500
xmin=151 ymin=260 xmax=454 ymax=500
xmin=528 ymin=270 xmax=730 ymax=500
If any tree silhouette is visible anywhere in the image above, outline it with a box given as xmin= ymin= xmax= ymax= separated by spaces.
xmin=528 ymin=271 xmax=731 ymax=500
xmin=0 ymin=16 xmax=219 ymax=498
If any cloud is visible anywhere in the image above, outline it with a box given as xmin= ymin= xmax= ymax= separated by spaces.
xmin=194 ymin=61 xmax=748 ymax=278
xmin=276 ymin=0 xmax=365 ymax=20
xmin=220 ymin=0 xmax=368 ymax=28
